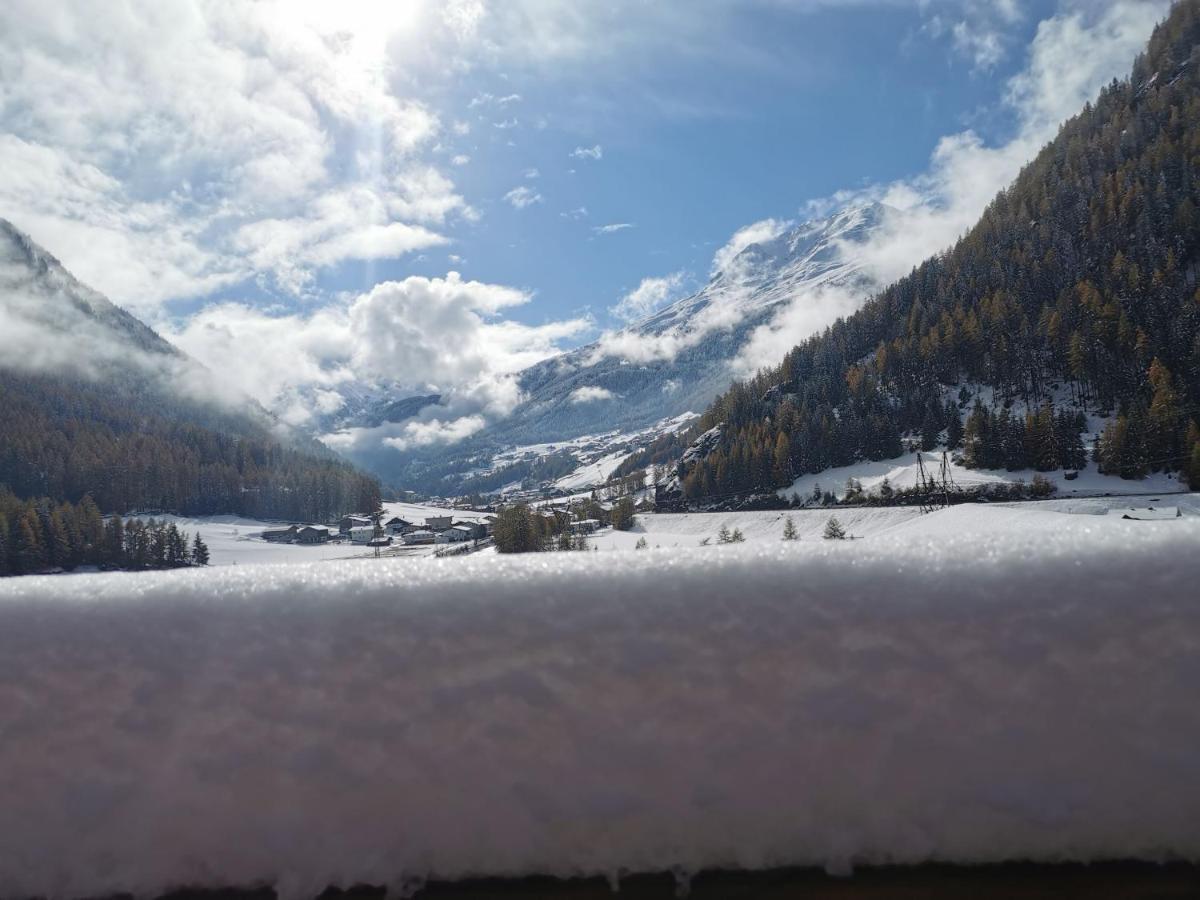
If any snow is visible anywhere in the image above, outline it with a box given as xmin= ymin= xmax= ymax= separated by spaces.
xmin=127 ymin=504 xmax=493 ymax=568
xmin=591 ymin=494 xmax=1200 ymax=550
xmin=552 ymin=449 xmax=633 ymax=492
xmin=125 ymin=515 xmax=369 ymax=567
xmin=2 ymin=515 xmax=1199 ymax=897
xmin=779 ymin=453 xmax=1186 ymax=502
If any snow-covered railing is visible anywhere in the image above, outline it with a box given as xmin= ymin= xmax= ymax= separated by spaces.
xmin=2 ymin=521 xmax=1199 ymax=899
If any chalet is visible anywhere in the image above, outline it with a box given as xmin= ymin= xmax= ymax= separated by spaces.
xmin=349 ymin=526 xmax=376 ymax=543
xmin=424 ymin=515 xmax=454 ymax=532
xmin=296 ymin=526 xmax=331 ymax=544
xmin=571 ymin=519 xmax=601 ymax=535
xmin=339 ymin=515 xmax=372 ymax=535
xmin=262 ymin=525 xmax=299 ymax=543
xmin=384 ymin=517 xmax=411 ymax=535
xmin=1105 ymin=506 xmax=1181 ymax=521
xmin=436 ymin=525 xmax=474 ymax=544
xmin=402 ymin=530 xmax=436 ymax=545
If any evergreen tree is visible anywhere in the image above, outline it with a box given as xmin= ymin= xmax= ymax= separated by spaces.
xmin=0 ymin=512 xmax=9 ymax=577
xmin=611 ymin=497 xmax=635 ymax=531
xmin=494 ymin=504 xmax=541 ymax=554
xmin=191 ymin=533 xmax=210 ymax=566
xmin=823 ymin=516 xmax=846 ymax=540
xmin=782 ymin=516 xmax=798 ymax=541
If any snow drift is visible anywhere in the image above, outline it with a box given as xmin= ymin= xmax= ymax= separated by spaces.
xmin=2 ymin=520 xmax=1200 ymax=898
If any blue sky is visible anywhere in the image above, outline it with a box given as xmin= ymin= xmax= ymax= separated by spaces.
xmin=299 ymin=0 xmax=1062 ymax=328
xmin=0 ymin=0 xmax=1168 ymax=433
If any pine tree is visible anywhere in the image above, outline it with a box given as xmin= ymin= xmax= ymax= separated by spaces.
xmin=611 ymin=497 xmax=635 ymax=531
xmin=13 ymin=511 xmax=46 ymax=574
xmin=635 ymin=536 xmax=648 ymax=550
xmin=730 ymin=528 xmax=745 ymax=543
xmin=716 ymin=524 xmax=732 ymax=544
xmin=823 ymin=516 xmax=846 ymax=540
xmin=191 ymin=533 xmax=210 ymax=566
xmin=782 ymin=516 xmax=798 ymax=541
xmin=0 ymin=512 xmax=9 ymax=577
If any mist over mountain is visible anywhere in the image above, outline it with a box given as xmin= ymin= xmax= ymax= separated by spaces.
xmin=0 ymin=220 xmax=380 ymax=519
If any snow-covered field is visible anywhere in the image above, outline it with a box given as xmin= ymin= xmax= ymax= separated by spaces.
xmin=590 ymin=493 xmax=1200 ymax=550
xmin=2 ymin=517 xmax=1198 ymax=897
xmin=779 ymin=453 xmax=1185 ymax=503
xmin=131 ymin=503 xmax=494 ymax=567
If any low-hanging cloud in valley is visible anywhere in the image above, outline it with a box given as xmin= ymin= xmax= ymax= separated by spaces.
xmin=168 ymin=271 xmax=591 ymax=440
xmin=569 ymin=385 xmax=616 ymax=404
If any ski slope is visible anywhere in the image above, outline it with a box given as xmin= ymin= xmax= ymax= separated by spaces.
xmin=1 ymin=519 xmax=1197 ymax=897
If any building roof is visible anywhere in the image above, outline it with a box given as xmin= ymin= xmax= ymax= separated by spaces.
xmin=1105 ymin=506 xmax=1181 ymax=520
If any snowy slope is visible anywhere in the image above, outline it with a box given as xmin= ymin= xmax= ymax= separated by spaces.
xmin=2 ymin=521 xmax=1199 ymax=897
xmin=499 ymin=203 xmax=888 ymax=443
xmin=356 ymin=206 xmax=889 ymax=494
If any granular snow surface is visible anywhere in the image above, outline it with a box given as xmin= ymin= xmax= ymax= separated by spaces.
xmin=1 ymin=515 xmax=1199 ymax=898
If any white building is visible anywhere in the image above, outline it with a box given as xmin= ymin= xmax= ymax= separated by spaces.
xmin=436 ymin=526 xmax=473 ymax=544
xmin=402 ymin=530 xmax=436 ymax=545
xmin=349 ymin=526 xmax=376 ymax=543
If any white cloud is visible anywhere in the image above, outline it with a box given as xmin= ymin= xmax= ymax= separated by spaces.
xmin=469 ymin=92 xmax=522 ymax=108
xmin=383 ymin=415 xmax=488 ymax=450
xmin=504 ymin=186 xmax=543 ymax=209
xmin=731 ymin=283 xmax=867 ymax=377
xmin=710 ymin=217 xmax=792 ymax=277
xmin=593 ymin=223 xmax=634 ymax=235
xmin=569 ymin=385 xmax=616 ymax=404
xmin=826 ymin=0 xmax=1168 ymax=287
xmin=451 ymin=154 xmax=471 ymax=166
xmin=561 ymin=206 xmax=589 ymax=220
xmin=0 ymin=0 xmax=480 ymax=309
xmin=610 ymin=272 xmax=686 ymax=322
xmin=524 ymin=167 xmax=541 ymax=179
xmin=570 ymin=144 xmax=603 ymax=160
xmin=168 ymin=272 xmax=591 ymax=434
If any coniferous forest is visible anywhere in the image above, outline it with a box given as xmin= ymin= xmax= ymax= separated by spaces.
xmin=0 ymin=371 xmax=382 ymax=523
xmin=677 ymin=3 xmax=1200 ymax=502
xmin=0 ymin=490 xmax=210 ymax=577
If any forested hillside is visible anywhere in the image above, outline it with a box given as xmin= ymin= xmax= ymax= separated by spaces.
xmin=0 ymin=373 xmax=380 ymax=520
xmin=677 ymin=1 xmax=1200 ymax=501
xmin=0 ymin=221 xmax=381 ymax=521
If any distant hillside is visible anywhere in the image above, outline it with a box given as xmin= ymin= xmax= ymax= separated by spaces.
xmin=674 ymin=0 xmax=1200 ymax=502
xmin=0 ymin=220 xmax=380 ymax=519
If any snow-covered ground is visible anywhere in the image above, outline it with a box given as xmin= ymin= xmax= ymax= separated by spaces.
xmin=124 ymin=515 xmax=372 ymax=567
xmin=779 ymin=453 xmax=1186 ymax=503
xmin=1 ymin=519 xmax=1198 ymax=897
xmin=128 ymin=503 xmax=494 ymax=567
xmin=591 ymin=494 xmax=1200 ymax=550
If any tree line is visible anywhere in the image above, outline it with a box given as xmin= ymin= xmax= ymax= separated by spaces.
xmin=0 ymin=490 xmax=210 ymax=576
xmin=676 ymin=2 xmax=1200 ymax=501
xmin=0 ymin=371 xmax=381 ymax=521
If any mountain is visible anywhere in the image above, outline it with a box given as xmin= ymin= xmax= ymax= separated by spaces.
xmin=671 ymin=0 xmax=1200 ymax=504
xmin=365 ymin=204 xmax=889 ymax=494
xmin=0 ymin=219 xmax=381 ymax=519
